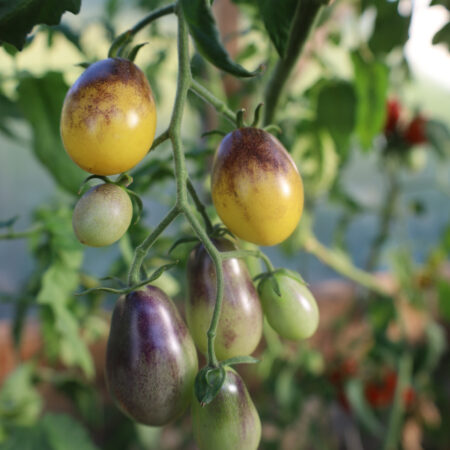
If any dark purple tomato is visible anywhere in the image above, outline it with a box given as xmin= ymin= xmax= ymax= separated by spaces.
xmin=106 ymin=285 xmax=198 ymax=426
xmin=192 ymin=367 xmax=261 ymax=450
xmin=186 ymin=238 xmax=263 ymax=360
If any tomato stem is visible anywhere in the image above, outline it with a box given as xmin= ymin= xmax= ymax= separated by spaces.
xmin=126 ymin=5 xmax=224 ymax=368
xmin=222 ymin=249 xmax=274 ymax=272
xmin=189 ymin=79 xmax=236 ymax=125
xmin=383 ymin=353 xmax=413 ymax=450
xmin=187 ymin=178 xmax=214 ymax=234
xmin=108 ymin=3 xmax=176 ymax=58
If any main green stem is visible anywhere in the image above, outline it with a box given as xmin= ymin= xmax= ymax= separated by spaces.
xmin=127 ymin=5 xmax=224 ymax=367
xmin=263 ymin=0 xmax=323 ymax=125
xmin=108 ymin=3 xmax=176 ymax=57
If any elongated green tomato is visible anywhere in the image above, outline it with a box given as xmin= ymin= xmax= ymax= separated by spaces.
xmin=211 ymin=128 xmax=304 ymax=246
xmin=192 ymin=368 xmax=261 ymax=450
xmin=106 ymin=285 xmax=198 ymax=426
xmin=258 ymin=269 xmax=319 ymax=340
xmin=186 ymin=238 xmax=263 ymax=360
xmin=60 ymin=58 xmax=157 ymax=175
xmin=72 ymin=183 xmax=132 ymax=247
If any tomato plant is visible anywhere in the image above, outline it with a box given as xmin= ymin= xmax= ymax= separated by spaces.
xmin=72 ymin=183 xmax=133 ymax=247
xmin=60 ymin=58 xmax=157 ymax=175
xmin=186 ymin=238 xmax=263 ymax=360
xmin=211 ymin=127 xmax=304 ymax=246
xmin=1 ymin=1 xmax=449 ymax=449
xmin=192 ymin=367 xmax=261 ymax=450
xmin=106 ymin=285 xmax=198 ymax=426
xmin=258 ymin=269 xmax=319 ymax=340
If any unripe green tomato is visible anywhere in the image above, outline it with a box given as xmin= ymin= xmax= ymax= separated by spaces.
xmin=258 ymin=269 xmax=319 ymax=340
xmin=72 ymin=183 xmax=132 ymax=247
xmin=192 ymin=368 xmax=261 ymax=450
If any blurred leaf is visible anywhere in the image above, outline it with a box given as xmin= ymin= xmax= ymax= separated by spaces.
xmin=316 ymin=81 xmax=356 ymax=157
xmin=181 ymin=0 xmax=258 ymax=77
xmin=368 ymin=1 xmax=411 ymax=54
xmin=0 ymin=0 xmax=81 ymax=50
xmin=345 ymin=378 xmax=383 ymax=434
xmin=41 ymin=414 xmax=99 ymax=450
xmin=0 ymin=93 xmax=23 ymax=139
xmin=422 ymin=323 xmax=447 ymax=372
xmin=257 ymin=0 xmax=297 ymax=57
xmin=352 ymin=53 xmax=389 ymax=150
xmin=45 ymin=23 xmax=83 ymax=52
xmin=0 ymin=364 xmax=42 ymax=427
xmin=34 ymin=207 xmax=93 ymax=377
xmin=426 ymin=119 xmax=450 ymax=157
xmin=432 ymin=21 xmax=450 ymax=50
xmin=16 ymin=72 xmax=85 ymax=195
xmin=438 ymin=280 xmax=450 ymax=321
xmin=2 ymin=414 xmax=99 ymax=450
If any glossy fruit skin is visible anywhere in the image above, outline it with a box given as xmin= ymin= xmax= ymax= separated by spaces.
xmin=61 ymin=58 xmax=156 ymax=175
xmin=192 ymin=368 xmax=261 ymax=450
xmin=258 ymin=269 xmax=319 ymax=340
xmin=211 ymin=128 xmax=304 ymax=246
xmin=106 ymin=285 xmax=198 ymax=426
xmin=72 ymin=183 xmax=132 ymax=247
xmin=186 ymin=238 xmax=263 ymax=360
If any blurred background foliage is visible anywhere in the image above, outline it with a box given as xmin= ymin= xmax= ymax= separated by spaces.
xmin=0 ymin=0 xmax=449 ymax=449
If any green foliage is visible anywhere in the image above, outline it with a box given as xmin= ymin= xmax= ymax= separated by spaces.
xmin=16 ymin=72 xmax=86 ymax=195
xmin=33 ymin=207 xmax=93 ymax=378
xmin=2 ymin=413 xmax=99 ymax=450
xmin=0 ymin=0 xmax=81 ymax=50
xmin=181 ymin=0 xmax=258 ymax=77
xmin=0 ymin=364 xmax=42 ymax=428
xmin=257 ymin=0 xmax=298 ymax=57
xmin=352 ymin=53 xmax=389 ymax=150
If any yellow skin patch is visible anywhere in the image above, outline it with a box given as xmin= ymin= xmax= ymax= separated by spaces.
xmin=211 ymin=128 xmax=304 ymax=246
xmin=60 ymin=58 xmax=156 ymax=176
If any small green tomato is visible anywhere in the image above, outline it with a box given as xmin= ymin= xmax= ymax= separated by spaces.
xmin=72 ymin=183 xmax=132 ymax=247
xmin=258 ymin=269 xmax=319 ymax=340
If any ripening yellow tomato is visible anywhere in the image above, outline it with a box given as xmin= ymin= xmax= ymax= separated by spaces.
xmin=60 ymin=58 xmax=156 ymax=175
xmin=211 ymin=128 xmax=304 ymax=246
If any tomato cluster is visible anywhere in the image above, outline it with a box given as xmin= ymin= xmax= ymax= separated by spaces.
xmin=61 ymin=58 xmax=317 ymax=450
xmin=383 ymin=98 xmax=428 ymax=147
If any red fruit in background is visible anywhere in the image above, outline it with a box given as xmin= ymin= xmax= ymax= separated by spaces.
xmin=364 ymin=371 xmax=397 ymax=408
xmin=384 ymin=99 xmax=401 ymax=135
xmin=404 ymin=115 xmax=428 ymax=145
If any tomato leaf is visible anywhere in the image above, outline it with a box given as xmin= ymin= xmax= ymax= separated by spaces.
xmin=194 ymin=366 xmax=226 ymax=406
xmin=181 ymin=0 xmax=259 ymax=77
xmin=0 ymin=0 xmax=81 ymax=50
xmin=367 ymin=0 xmax=411 ymax=55
xmin=316 ymin=81 xmax=356 ymax=157
xmin=257 ymin=0 xmax=298 ymax=57
xmin=16 ymin=72 xmax=86 ymax=195
xmin=0 ymin=363 xmax=42 ymax=427
xmin=352 ymin=53 xmax=389 ymax=150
